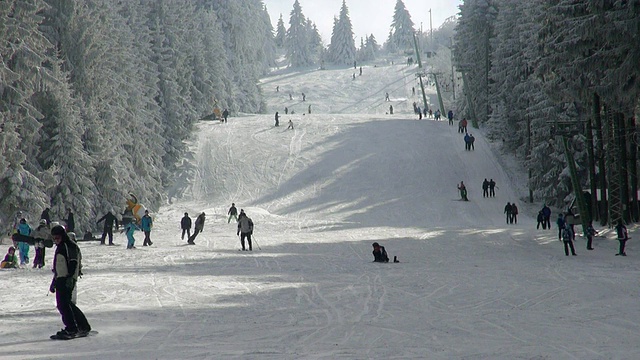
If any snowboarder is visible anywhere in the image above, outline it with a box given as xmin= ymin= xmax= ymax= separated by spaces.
xmin=141 ymin=210 xmax=153 ymax=246
xmin=237 ymin=210 xmax=254 ymax=251
xmin=123 ymin=220 xmax=140 ymax=249
xmin=228 ymin=203 xmax=238 ymax=223
xmin=615 ymin=220 xmax=628 ymax=256
xmin=66 ymin=209 xmax=75 ymax=233
xmin=222 ymin=109 xmax=229 ymax=123
xmin=287 ymin=120 xmax=294 ymax=130
xmin=541 ymin=204 xmax=552 ymax=229
xmin=17 ymin=218 xmax=32 ymax=265
xmin=181 ymin=212 xmax=192 ymax=240
xmin=49 ymin=225 xmax=91 ymax=339
xmin=482 ymin=179 xmax=489 ymax=198
xmin=188 ymin=212 xmax=205 ymax=245
xmin=457 ymin=181 xmax=468 ymax=201
xmin=504 ymin=203 xmax=513 ymax=224
xmin=585 ymin=221 xmax=597 ymax=250
xmin=32 ymin=219 xmax=50 ymax=268
xmin=561 ymin=224 xmax=577 ymax=256
xmin=96 ymin=211 xmax=119 ymax=245
xmin=40 ymin=208 xmax=51 ymax=225
xmin=1 ymin=246 xmax=18 ymax=268
xmin=385 ymin=92 xmax=390 ymax=101
xmin=488 ymin=179 xmax=496 ymax=197
xmin=372 ymin=242 xmax=389 ymax=263
xmin=275 ymin=111 xmax=280 ymax=127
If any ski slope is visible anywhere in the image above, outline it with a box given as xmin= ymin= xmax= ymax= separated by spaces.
xmin=1 ymin=60 xmax=639 ymax=359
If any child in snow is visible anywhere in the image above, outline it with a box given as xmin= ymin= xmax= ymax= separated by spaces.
xmin=17 ymin=218 xmax=32 ymax=265
xmin=123 ymin=221 xmax=140 ymax=249
xmin=32 ymin=219 xmax=51 ymax=268
xmin=1 ymin=247 xmax=18 ymax=268
xmin=372 ymin=242 xmax=389 ymax=263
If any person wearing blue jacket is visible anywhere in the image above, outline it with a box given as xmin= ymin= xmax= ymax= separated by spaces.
xmin=124 ymin=221 xmax=140 ymax=249
xmin=17 ymin=218 xmax=32 ymax=265
xmin=141 ymin=210 xmax=153 ymax=246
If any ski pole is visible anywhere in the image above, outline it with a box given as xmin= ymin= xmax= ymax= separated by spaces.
xmin=252 ymin=235 xmax=262 ymax=250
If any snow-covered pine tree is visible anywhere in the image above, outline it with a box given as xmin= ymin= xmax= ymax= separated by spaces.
xmin=306 ymin=19 xmax=324 ymax=66
xmin=326 ymin=0 xmax=356 ymax=66
xmin=286 ymin=0 xmax=313 ymax=67
xmin=386 ymin=0 xmax=415 ymax=53
xmin=275 ymin=14 xmax=287 ymax=48
xmin=363 ymin=34 xmax=379 ymax=62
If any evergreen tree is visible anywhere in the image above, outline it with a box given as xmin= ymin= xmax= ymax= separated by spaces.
xmin=286 ymin=0 xmax=312 ymax=67
xmin=386 ymin=0 xmax=415 ymax=52
xmin=275 ymin=14 xmax=286 ymax=48
xmin=326 ymin=0 xmax=356 ymax=65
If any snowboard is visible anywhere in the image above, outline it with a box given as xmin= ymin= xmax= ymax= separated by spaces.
xmin=12 ymin=234 xmax=54 ymax=248
xmin=50 ymin=330 xmax=98 ymax=340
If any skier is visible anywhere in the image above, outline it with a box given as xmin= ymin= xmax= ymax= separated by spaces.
xmin=537 ymin=211 xmax=545 ymax=230
xmin=276 ymin=86 xmax=279 ymax=92
xmin=541 ymin=204 xmax=552 ymax=229
xmin=141 ymin=210 xmax=153 ymax=246
xmin=510 ymin=203 xmax=519 ymax=224
xmin=359 ymin=66 xmax=362 ymax=75
xmin=287 ymin=120 xmax=294 ymax=130
xmin=504 ymin=202 xmax=513 ymax=224
xmin=123 ymin=220 xmax=140 ymax=249
xmin=228 ymin=203 xmax=238 ymax=223
xmin=561 ymin=224 xmax=577 ymax=256
xmin=32 ymin=219 xmax=50 ymax=268
xmin=556 ymin=213 xmax=565 ymax=240
xmin=237 ymin=210 xmax=254 ymax=251
xmin=222 ymin=109 xmax=229 ymax=123
xmin=308 ymin=105 xmax=311 ymax=114
xmin=181 ymin=212 xmax=192 ymax=240
xmin=385 ymin=92 xmax=390 ymax=101
xmin=372 ymin=242 xmax=389 ymax=263
xmin=188 ymin=212 xmax=206 ymax=245
xmin=615 ymin=220 xmax=628 ymax=256
xmin=417 ymin=107 xmax=422 ymax=119
xmin=301 ymin=92 xmax=306 ymax=101
xmin=1 ymin=246 xmax=18 ymax=268
xmin=284 ymin=107 xmax=288 ymax=115
xmin=49 ymin=225 xmax=91 ymax=339
xmin=585 ymin=221 xmax=597 ymax=250
xmin=274 ymin=111 xmax=279 ymax=127
xmin=457 ymin=181 xmax=468 ymax=201
xmin=40 ymin=207 xmax=51 ymax=225
xmin=412 ymin=87 xmax=415 ymax=96
xmin=17 ymin=218 xmax=32 ymax=265
xmin=96 ymin=211 xmax=119 ymax=245
xmin=289 ymin=93 xmax=293 ymax=100
xmin=488 ymin=179 xmax=496 ymax=197
xmin=66 ymin=208 xmax=75 ymax=233
xmin=482 ymin=179 xmax=489 ymax=198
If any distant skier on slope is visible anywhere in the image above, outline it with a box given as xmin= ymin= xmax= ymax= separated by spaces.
xmin=237 ymin=210 xmax=254 ymax=251
xmin=188 ymin=212 xmax=206 ymax=245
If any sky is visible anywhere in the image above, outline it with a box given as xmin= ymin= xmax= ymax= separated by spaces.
xmin=263 ymin=0 xmax=462 ymax=44
xmin=2 ymin=56 xmax=639 ymax=359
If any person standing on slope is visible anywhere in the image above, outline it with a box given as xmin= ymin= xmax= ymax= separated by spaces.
xmin=66 ymin=208 xmax=75 ymax=233
xmin=49 ymin=225 xmax=91 ymax=339
xmin=228 ymin=203 xmax=238 ymax=223
xmin=504 ymin=202 xmax=513 ymax=224
xmin=181 ymin=212 xmax=192 ymax=240
xmin=510 ymin=203 xmax=518 ymax=224
xmin=222 ymin=109 xmax=229 ymax=123
xmin=457 ymin=181 xmax=468 ymax=201
xmin=585 ymin=221 xmax=597 ymax=250
xmin=123 ymin=220 xmax=140 ymax=249
xmin=615 ymin=220 xmax=628 ymax=256
xmin=32 ymin=219 xmax=51 ymax=268
xmin=141 ymin=210 xmax=153 ymax=246
xmin=448 ymin=110 xmax=454 ymax=125
xmin=556 ymin=213 xmax=565 ymax=240
xmin=488 ymin=179 xmax=496 ymax=197
xmin=561 ymin=224 xmax=577 ymax=256
xmin=237 ymin=210 xmax=254 ymax=251
xmin=40 ymin=207 xmax=51 ymax=225
xmin=274 ymin=112 xmax=280 ymax=127
xmin=541 ymin=204 xmax=552 ymax=230
xmin=482 ymin=179 xmax=489 ymax=198
xmin=96 ymin=211 xmax=119 ymax=245
xmin=188 ymin=212 xmax=206 ymax=245
xmin=17 ymin=218 xmax=32 ymax=266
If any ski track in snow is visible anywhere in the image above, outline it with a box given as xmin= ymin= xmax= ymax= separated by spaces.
xmin=1 ymin=58 xmax=640 ymax=359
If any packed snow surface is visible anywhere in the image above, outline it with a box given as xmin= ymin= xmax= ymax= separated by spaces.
xmin=1 ymin=60 xmax=639 ymax=359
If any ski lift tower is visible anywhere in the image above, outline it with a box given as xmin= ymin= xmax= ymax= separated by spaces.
xmin=549 ymin=119 xmax=591 ymax=235
xmin=412 ymin=32 xmax=430 ymax=114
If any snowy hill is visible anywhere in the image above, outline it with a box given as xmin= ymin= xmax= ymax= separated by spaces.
xmin=1 ymin=60 xmax=639 ymax=359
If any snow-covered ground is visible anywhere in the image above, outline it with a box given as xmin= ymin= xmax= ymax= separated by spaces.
xmin=1 ymin=60 xmax=639 ymax=360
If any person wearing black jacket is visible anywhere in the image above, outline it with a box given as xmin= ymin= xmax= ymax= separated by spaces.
xmin=40 ymin=208 xmax=51 ymax=225
xmin=96 ymin=211 xmax=119 ymax=245
xmin=181 ymin=212 xmax=192 ymax=241
xmin=66 ymin=209 xmax=75 ymax=232
xmin=372 ymin=242 xmax=389 ymax=262
xmin=188 ymin=212 xmax=205 ymax=245
xmin=49 ymin=225 xmax=90 ymax=339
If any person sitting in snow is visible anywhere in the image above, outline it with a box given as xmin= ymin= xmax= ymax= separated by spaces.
xmin=1 ymin=246 xmax=18 ymax=268
xmin=372 ymin=242 xmax=389 ymax=263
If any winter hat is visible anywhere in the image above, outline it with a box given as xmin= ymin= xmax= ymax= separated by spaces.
xmin=67 ymin=232 xmax=77 ymax=242
xmin=372 ymin=242 xmax=379 ymax=247
xmin=40 ymin=219 xmax=47 ymax=225
xmin=184 ymin=212 xmax=188 ymax=216
xmin=51 ymin=225 xmax=69 ymax=240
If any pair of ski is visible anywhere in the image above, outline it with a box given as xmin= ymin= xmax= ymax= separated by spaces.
xmin=50 ymin=330 xmax=98 ymax=340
